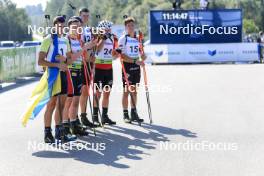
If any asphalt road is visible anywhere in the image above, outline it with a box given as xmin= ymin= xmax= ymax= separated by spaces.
xmin=1 ymin=63 xmax=264 ymax=176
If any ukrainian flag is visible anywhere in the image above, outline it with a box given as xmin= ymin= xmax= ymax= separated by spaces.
xmin=21 ymin=34 xmax=61 ymax=127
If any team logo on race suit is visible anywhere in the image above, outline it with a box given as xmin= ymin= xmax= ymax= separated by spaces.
xmin=208 ymin=50 xmax=217 ymax=56
xmin=155 ymin=50 xmax=164 ymax=57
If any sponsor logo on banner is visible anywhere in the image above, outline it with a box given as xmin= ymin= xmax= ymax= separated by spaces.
xmin=189 ymin=51 xmax=206 ymax=55
xmin=168 ymin=51 xmax=181 ymax=56
xmin=208 ymin=50 xmax=217 ymax=56
xmin=155 ymin=50 xmax=164 ymax=57
xmin=242 ymin=50 xmax=258 ymax=54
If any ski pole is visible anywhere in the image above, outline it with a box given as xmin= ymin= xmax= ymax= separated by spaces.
xmin=44 ymin=15 xmax=51 ymax=33
xmin=89 ymin=14 xmax=104 ymax=128
xmin=79 ymin=36 xmax=97 ymax=136
xmin=84 ymin=57 xmax=100 ymax=132
xmin=68 ymin=2 xmax=76 ymax=15
xmin=138 ymin=31 xmax=153 ymax=124
xmin=88 ymin=52 xmax=104 ymax=128
xmin=57 ymin=96 xmax=63 ymax=125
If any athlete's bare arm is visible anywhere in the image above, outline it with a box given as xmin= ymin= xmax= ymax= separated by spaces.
xmin=97 ymin=39 xmax=104 ymax=52
xmin=38 ymin=51 xmax=67 ymax=71
xmin=120 ymin=53 xmax=136 ymax=63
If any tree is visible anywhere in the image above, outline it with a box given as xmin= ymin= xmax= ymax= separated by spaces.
xmin=43 ymin=0 xmax=263 ymax=37
xmin=244 ymin=19 xmax=259 ymax=33
xmin=0 ymin=0 xmax=32 ymax=41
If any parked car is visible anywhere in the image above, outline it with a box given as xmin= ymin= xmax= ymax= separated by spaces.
xmin=0 ymin=41 xmax=15 ymax=48
xmin=21 ymin=41 xmax=41 ymax=47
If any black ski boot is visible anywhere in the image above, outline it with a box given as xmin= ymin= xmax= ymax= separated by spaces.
xmin=55 ymin=125 xmax=77 ymax=143
xmin=76 ymin=118 xmax=88 ymax=130
xmin=92 ymin=107 xmax=101 ymax=126
xmin=80 ymin=113 xmax=100 ymax=128
xmin=44 ymin=127 xmax=55 ymax=144
xmin=123 ymin=110 xmax=131 ymax=123
xmin=131 ymin=109 xmax=144 ymax=124
xmin=102 ymin=114 xmax=116 ymax=125
xmin=92 ymin=114 xmax=101 ymax=126
xmin=70 ymin=120 xmax=89 ymax=136
xmin=62 ymin=123 xmax=77 ymax=141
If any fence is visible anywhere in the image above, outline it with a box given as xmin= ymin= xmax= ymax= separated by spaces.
xmin=0 ymin=47 xmax=37 ymax=82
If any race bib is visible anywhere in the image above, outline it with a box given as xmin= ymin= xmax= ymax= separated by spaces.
xmin=125 ymin=37 xmax=140 ymax=58
xmin=96 ymin=38 xmax=113 ymax=60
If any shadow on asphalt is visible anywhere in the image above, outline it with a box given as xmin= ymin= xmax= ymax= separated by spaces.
xmin=32 ymin=124 xmax=197 ymax=168
xmin=0 ymin=75 xmax=41 ymax=94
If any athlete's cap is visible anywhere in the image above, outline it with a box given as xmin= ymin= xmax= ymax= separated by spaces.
xmin=53 ymin=16 xmax=66 ymax=25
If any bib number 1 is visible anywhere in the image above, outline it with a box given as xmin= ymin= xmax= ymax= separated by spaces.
xmin=60 ymin=48 xmax=64 ymax=56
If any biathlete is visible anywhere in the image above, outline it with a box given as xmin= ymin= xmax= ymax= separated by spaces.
xmin=118 ymin=17 xmax=147 ymax=123
xmin=62 ymin=17 xmax=97 ymax=137
xmin=78 ymin=7 xmax=99 ymax=128
xmin=92 ymin=20 xmax=118 ymax=125
xmin=38 ymin=16 xmax=75 ymax=143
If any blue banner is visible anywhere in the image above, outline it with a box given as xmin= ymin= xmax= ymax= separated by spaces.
xmin=149 ymin=9 xmax=242 ymax=44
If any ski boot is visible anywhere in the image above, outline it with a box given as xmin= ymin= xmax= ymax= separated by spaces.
xmin=70 ymin=120 xmax=89 ymax=136
xmin=81 ymin=113 xmax=100 ymax=128
xmin=44 ymin=128 xmax=55 ymax=144
xmin=102 ymin=114 xmax=116 ymax=125
xmin=131 ymin=110 xmax=144 ymax=125
xmin=92 ymin=114 xmax=101 ymax=126
xmin=55 ymin=125 xmax=77 ymax=143
xmin=123 ymin=110 xmax=131 ymax=123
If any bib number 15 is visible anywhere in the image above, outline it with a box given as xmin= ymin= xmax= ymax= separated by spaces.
xmin=129 ymin=46 xmax=139 ymax=53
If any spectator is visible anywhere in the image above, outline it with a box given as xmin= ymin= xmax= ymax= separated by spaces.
xmin=200 ymin=0 xmax=209 ymax=10
xmin=173 ymin=0 xmax=183 ymax=10
xmin=260 ymin=31 xmax=264 ymax=42
xmin=257 ymin=31 xmax=264 ymax=63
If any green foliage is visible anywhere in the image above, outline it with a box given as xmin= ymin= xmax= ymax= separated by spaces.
xmin=0 ymin=0 xmax=32 ymax=41
xmin=43 ymin=0 xmax=264 ymax=38
xmin=243 ymin=19 xmax=259 ymax=33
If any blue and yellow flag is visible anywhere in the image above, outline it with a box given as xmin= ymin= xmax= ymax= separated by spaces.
xmin=21 ymin=34 xmax=61 ymax=127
